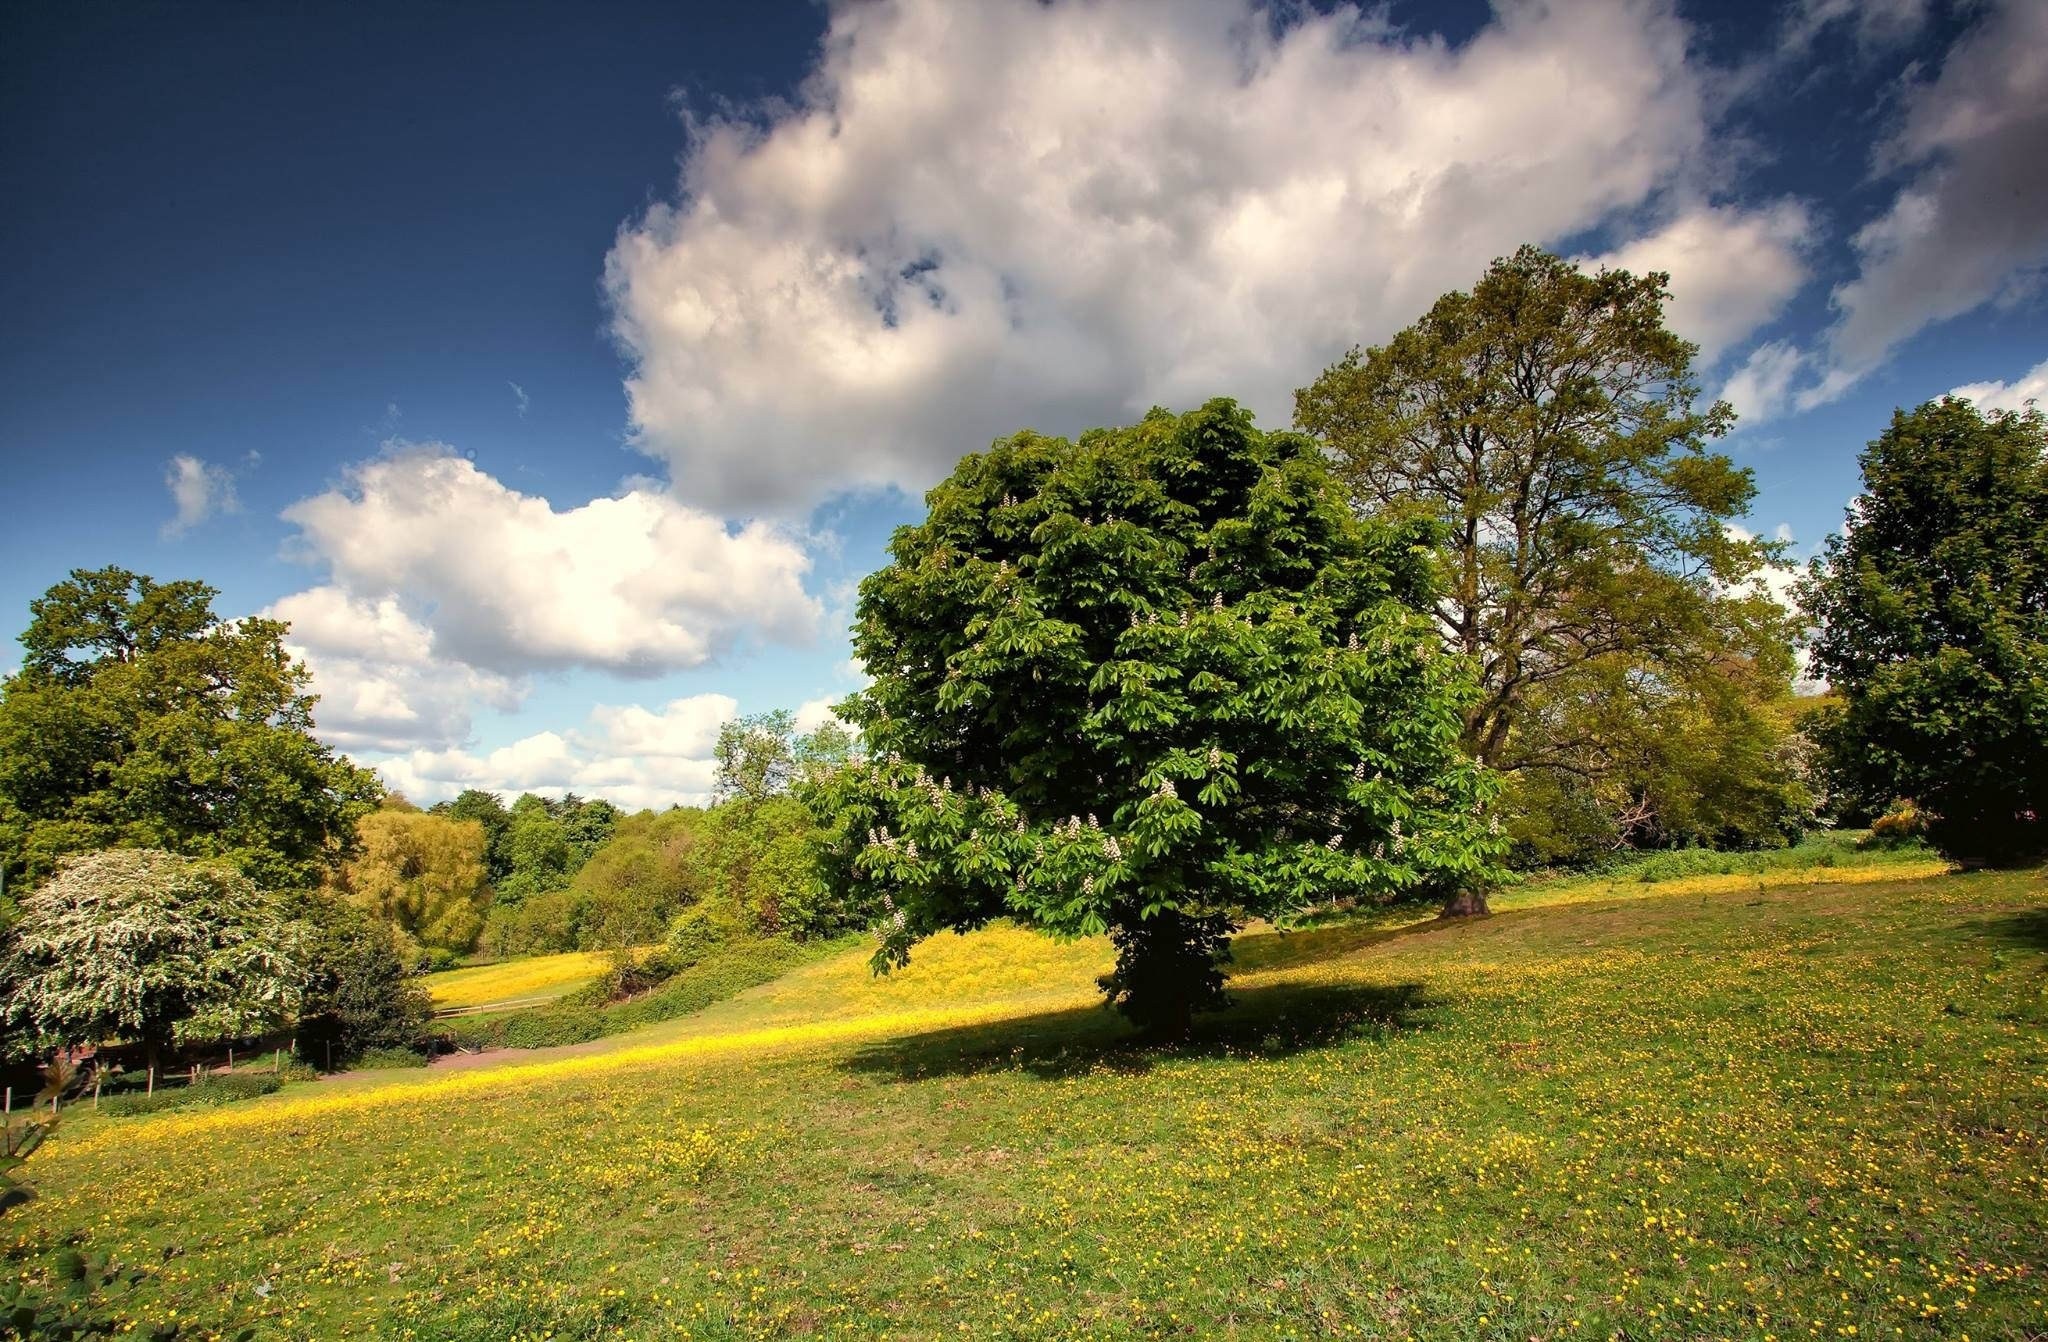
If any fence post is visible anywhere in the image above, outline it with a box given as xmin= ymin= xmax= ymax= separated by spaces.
xmin=93 ymin=1071 xmax=102 ymax=1110
xmin=4 ymin=1087 xmax=11 ymax=1158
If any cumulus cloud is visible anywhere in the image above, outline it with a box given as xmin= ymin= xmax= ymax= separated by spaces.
xmin=281 ymin=444 xmax=820 ymax=676
xmin=266 ymin=587 xmax=522 ymax=754
xmin=1582 ymin=201 xmax=1814 ymax=365
xmin=605 ymin=0 xmax=1798 ymax=513
xmin=368 ymin=694 xmax=738 ymax=810
xmin=1950 ymin=354 xmax=2048 ymax=413
xmin=161 ymin=454 xmax=240 ymax=537
xmin=1804 ymin=0 xmax=2048 ymax=405
xmin=269 ymin=445 xmax=820 ymax=759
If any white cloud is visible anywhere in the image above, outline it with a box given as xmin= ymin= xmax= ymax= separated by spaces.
xmin=1582 ymin=200 xmax=1814 ymax=365
xmin=793 ymin=696 xmax=843 ymax=734
xmin=606 ymin=0 xmax=1760 ymax=513
xmin=1805 ymin=0 xmax=2048 ymax=404
xmin=1950 ymin=354 xmax=2048 ymax=413
xmin=266 ymin=587 xmax=524 ymax=754
xmin=280 ymin=444 xmax=821 ymax=677
xmin=508 ymin=381 xmax=529 ymax=417
xmin=1720 ymin=340 xmax=1810 ymax=425
xmin=161 ymin=454 xmax=240 ymax=538
xmin=368 ymin=694 xmax=738 ymax=811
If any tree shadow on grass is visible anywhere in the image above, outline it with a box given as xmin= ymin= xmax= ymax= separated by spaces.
xmin=841 ymin=979 xmax=1431 ymax=1084
xmin=1972 ymin=906 xmax=2048 ymax=952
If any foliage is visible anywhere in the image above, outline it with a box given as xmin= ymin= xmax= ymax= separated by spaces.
xmin=350 ymin=1045 xmax=430 ymax=1070
xmin=331 ymin=805 xmax=492 ymax=953
xmin=1498 ymin=648 xmax=1818 ymax=866
xmin=714 ymin=710 xmax=797 ymax=804
xmin=714 ymin=714 xmax=859 ymax=806
xmin=809 ymin=399 xmax=1504 ymax=1030
xmin=482 ymin=797 xmax=862 ymax=956
xmin=287 ymin=891 xmax=433 ymax=1064
xmin=437 ymin=790 xmax=513 ymax=883
xmin=1 ymin=850 xmax=300 ymax=1065
xmin=1297 ymin=247 xmax=1804 ymax=857
xmin=0 ymin=568 xmax=382 ymax=890
xmin=96 ymin=1071 xmax=282 ymax=1117
xmin=1801 ymin=398 xmax=2048 ymax=865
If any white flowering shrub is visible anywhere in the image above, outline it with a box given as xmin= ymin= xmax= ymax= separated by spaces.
xmin=2 ymin=848 xmax=302 ymax=1066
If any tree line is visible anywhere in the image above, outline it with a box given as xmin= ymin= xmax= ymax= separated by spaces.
xmin=2 ymin=242 xmax=2042 ymax=1057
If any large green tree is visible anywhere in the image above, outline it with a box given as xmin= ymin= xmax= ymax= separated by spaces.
xmin=0 ymin=568 xmax=382 ymax=889
xmin=2 ymin=848 xmax=301 ymax=1071
xmin=1801 ymin=397 xmax=2048 ymax=865
xmin=807 ymin=401 xmax=1504 ymax=1033
xmin=1296 ymin=246 xmax=1799 ymax=860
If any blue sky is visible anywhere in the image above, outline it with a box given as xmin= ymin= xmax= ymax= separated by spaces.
xmin=3 ymin=0 xmax=2044 ymax=809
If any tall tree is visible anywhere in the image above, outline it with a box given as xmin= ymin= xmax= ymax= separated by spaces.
xmin=0 ymin=568 xmax=382 ymax=889
xmin=1801 ymin=397 xmax=2048 ymax=865
xmin=714 ymin=710 xmax=799 ymax=804
xmin=1295 ymin=247 xmax=1794 ymax=852
xmin=2 ymin=849 xmax=301 ymax=1073
xmin=807 ymin=401 xmax=1504 ymax=1033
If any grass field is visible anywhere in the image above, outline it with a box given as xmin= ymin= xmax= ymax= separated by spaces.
xmin=5 ymin=860 xmax=2043 ymax=1340
xmin=426 ymin=951 xmax=618 ymax=1010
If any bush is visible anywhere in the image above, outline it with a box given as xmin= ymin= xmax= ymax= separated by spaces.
xmin=1869 ymin=802 xmax=1928 ymax=846
xmin=288 ymin=891 xmax=434 ymax=1066
xmin=98 ymin=1072 xmax=281 ymax=1117
xmin=497 ymin=1008 xmax=604 ymax=1050
xmin=351 ymin=1045 xmax=429 ymax=1070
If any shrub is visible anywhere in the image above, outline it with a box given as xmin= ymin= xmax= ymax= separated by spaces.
xmin=351 ymin=1045 xmax=429 ymax=1070
xmin=288 ymin=891 xmax=433 ymax=1066
xmin=98 ymin=1072 xmax=281 ymax=1117
xmin=497 ymin=1008 xmax=604 ymax=1050
xmin=1868 ymin=802 xmax=1927 ymax=846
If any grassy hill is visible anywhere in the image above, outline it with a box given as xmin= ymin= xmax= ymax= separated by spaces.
xmin=5 ymin=861 xmax=2042 ymax=1340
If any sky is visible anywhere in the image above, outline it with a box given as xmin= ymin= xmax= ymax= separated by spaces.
xmin=3 ymin=0 xmax=2044 ymax=811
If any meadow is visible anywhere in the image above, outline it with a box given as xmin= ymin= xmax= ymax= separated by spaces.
xmin=4 ymin=857 xmax=2043 ymax=1340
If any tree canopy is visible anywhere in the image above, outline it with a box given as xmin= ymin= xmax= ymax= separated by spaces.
xmin=0 ymin=567 xmax=382 ymax=889
xmin=1801 ymin=397 xmax=2048 ymax=865
xmin=807 ymin=400 xmax=1504 ymax=1031
xmin=1296 ymin=246 xmax=1801 ymax=860
xmin=331 ymin=805 xmax=492 ymax=954
xmin=2 ymin=848 xmax=301 ymax=1067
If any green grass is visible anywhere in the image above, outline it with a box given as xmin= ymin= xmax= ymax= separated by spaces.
xmin=5 ymin=865 xmax=2044 ymax=1340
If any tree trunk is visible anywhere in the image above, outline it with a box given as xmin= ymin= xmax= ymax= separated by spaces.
xmin=1437 ymin=887 xmax=1491 ymax=919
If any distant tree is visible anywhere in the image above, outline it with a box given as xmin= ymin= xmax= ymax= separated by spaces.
xmin=287 ymin=890 xmax=433 ymax=1064
xmin=0 ymin=567 xmax=382 ymax=889
xmin=436 ymin=789 xmax=513 ymax=882
xmin=1801 ymin=398 xmax=2048 ymax=865
xmin=807 ymin=401 xmax=1504 ymax=1034
xmin=714 ymin=711 xmax=798 ymax=804
xmin=793 ymin=720 xmax=858 ymax=787
xmin=1296 ymin=247 xmax=1797 ymax=856
xmin=332 ymin=806 xmax=491 ymax=953
xmin=1 ymin=849 xmax=301 ymax=1073
xmin=558 ymin=795 xmax=620 ymax=863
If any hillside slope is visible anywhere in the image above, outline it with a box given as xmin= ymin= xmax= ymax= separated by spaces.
xmin=6 ymin=868 xmax=2043 ymax=1340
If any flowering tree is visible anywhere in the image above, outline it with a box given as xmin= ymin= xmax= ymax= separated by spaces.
xmin=807 ymin=401 xmax=1505 ymax=1032
xmin=2 ymin=849 xmax=302 ymax=1070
